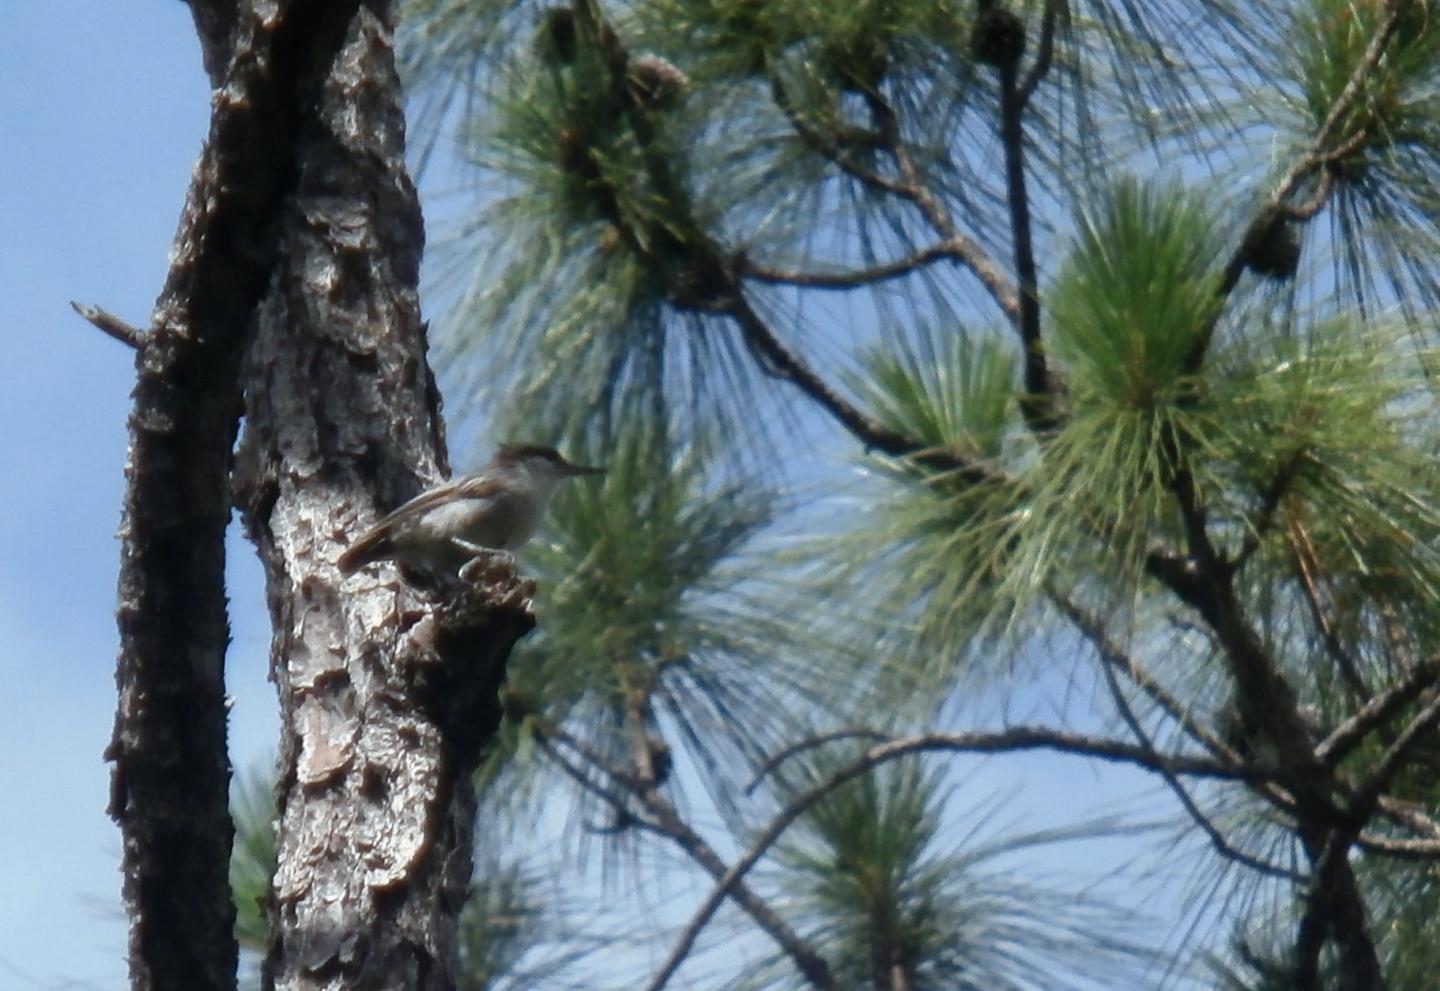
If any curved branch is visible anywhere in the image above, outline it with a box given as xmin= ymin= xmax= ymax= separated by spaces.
xmin=1193 ymin=1 xmax=1406 ymax=370
xmin=766 ymin=68 xmax=1022 ymax=324
xmin=1069 ymin=596 xmax=1303 ymax=881
xmin=646 ymin=726 xmax=1258 ymax=991
xmin=744 ymin=728 xmax=894 ymax=793
xmin=741 ymin=240 xmax=985 ymax=293
xmin=1017 ymin=0 xmax=1061 ymax=106
xmin=1318 ymin=660 xmax=1440 ymax=768
xmin=543 ymin=723 xmax=838 ymax=991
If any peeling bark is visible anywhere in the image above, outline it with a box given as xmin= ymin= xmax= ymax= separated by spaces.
xmin=112 ymin=2 xmax=530 ymax=989
xmin=225 ymin=4 xmax=533 ymax=990
xmin=110 ymin=0 xmax=373 ymax=984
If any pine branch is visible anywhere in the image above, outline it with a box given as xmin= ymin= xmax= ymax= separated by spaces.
xmin=1016 ymin=0 xmax=1061 ymax=106
xmin=540 ymin=721 xmax=838 ymax=991
xmin=993 ymin=25 xmax=1054 ymax=431
xmin=764 ymin=67 xmax=1021 ymax=324
xmin=1059 ymin=595 xmax=1302 ymax=881
xmin=1054 ymin=596 xmax=1242 ymax=765
xmin=1191 ymin=0 xmax=1408 ymax=372
xmin=650 ymin=725 xmax=1261 ymax=991
xmin=1349 ymin=692 xmax=1440 ymax=819
xmin=1164 ymin=468 xmax=1387 ymax=989
xmin=1317 ymin=660 xmax=1440 ymax=768
xmin=1355 ymin=833 xmax=1440 ymax=859
xmin=741 ymin=240 xmax=991 ymax=292
xmin=860 ymin=89 xmax=1024 ymax=326
xmin=744 ymin=728 xmax=891 ymax=793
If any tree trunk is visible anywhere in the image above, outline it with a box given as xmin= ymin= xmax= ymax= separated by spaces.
xmin=224 ymin=3 xmax=535 ymax=990
xmin=110 ymin=2 xmax=530 ymax=989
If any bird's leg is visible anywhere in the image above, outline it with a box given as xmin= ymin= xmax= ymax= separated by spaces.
xmin=454 ymin=539 xmax=516 ymax=582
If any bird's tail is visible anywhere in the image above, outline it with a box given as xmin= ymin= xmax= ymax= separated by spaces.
xmin=337 ymin=531 xmax=391 ymax=575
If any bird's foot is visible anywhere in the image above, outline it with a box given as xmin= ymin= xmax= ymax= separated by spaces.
xmin=457 ymin=549 xmax=517 ymax=584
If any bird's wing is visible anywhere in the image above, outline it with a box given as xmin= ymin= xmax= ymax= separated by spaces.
xmin=367 ymin=473 xmax=503 ymax=533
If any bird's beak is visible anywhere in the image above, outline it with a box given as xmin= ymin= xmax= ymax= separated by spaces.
xmin=563 ymin=461 xmax=606 ymax=477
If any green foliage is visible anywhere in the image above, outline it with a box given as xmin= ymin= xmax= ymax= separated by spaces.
xmin=1288 ymin=0 xmax=1440 ymax=160
xmin=516 ymin=412 xmax=770 ymax=703
xmin=1367 ymin=855 xmax=1440 ymax=991
xmin=1262 ymin=0 xmax=1440 ymax=305
xmin=391 ymin=0 xmax=1440 ymax=988
xmin=230 ymin=768 xmax=276 ymax=955
xmin=483 ymin=400 xmax=834 ymax=822
xmin=1050 ymin=177 xmax=1224 ymax=408
xmin=860 ymin=328 xmax=1016 ymax=461
xmin=766 ymin=757 xmax=1152 ymax=991
xmin=455 ymin=862 xmax=544 ymax=991
xmin=1214 ymin=318 xmax=1440 ymax=605
xmin=835 ymin=325 xmax=1037 ymax=683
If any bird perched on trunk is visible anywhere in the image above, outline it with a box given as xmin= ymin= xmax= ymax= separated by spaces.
xmin=338 ymin=444 xmax=605 ymax=580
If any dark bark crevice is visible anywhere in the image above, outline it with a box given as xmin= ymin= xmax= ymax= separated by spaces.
xmin=110 ymin=0 xmax=379 ymax=988
xmin=114 ymin=2 xmax=528 ymax=990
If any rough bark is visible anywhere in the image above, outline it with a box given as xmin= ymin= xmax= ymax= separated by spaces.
xmin=223 ymin=3 xmax=535 ymax=989
xmin=111 ymin=2 xmax=531 ymax=990
xmin=109 ymin=0 xmax=368 ymax=985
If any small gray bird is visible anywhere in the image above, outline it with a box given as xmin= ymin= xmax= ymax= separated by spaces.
xmin=338 ymin=444 xmax=604 ymax=579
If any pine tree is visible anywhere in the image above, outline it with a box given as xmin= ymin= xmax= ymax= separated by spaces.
xmin=385 ymin=1 xmax=1440 ymax=988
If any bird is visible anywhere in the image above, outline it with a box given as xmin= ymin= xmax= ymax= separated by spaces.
xmin=337 ymin=444 xmax=604 ymax=580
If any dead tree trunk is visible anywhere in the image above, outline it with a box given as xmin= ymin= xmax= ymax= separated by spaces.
xmin=109 ymin=2 xmax=531 ymax=989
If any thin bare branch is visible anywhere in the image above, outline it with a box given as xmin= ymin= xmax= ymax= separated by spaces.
xmin=1317 ymin=662 xmax=1440 ymax=767
xmin=70 ymin=300 xmax=145 ymax=349
xmin=1280 ymin=170 xmax=1336 ymax=222
xmin=765 ymin=66 xmax=1021 ymax=323
xmin=745 ymin=728 xmax=894 ymax=794
xmin=1064 ymin=596 xmax=1303 ymax=882
xmin=1355 ymin=833 xmax=1440 ymax=859
xmin=1017 ymin=0 xmax=1061 ymax=106
xmin=535 ymin=732 xmax=645 ymax=822
xmin=766 ymin=71 xmax=911 ymax=198
xmin=741 ymin=240 xmax=983 ymax=292
xmin=726 ymin=292 xmax=1006 ymax=483
xmin=541 ymin=715 xmax=837 ymax=990
xmin=1377 ymin=795 xmax=1440 ymax=840
xmin=1350 ymin=692 xmax=1440 ymax=814
xmin=648 ymin=726 xmax=1260 ymax=991
xmin=859 ymin=90 xmax=1023 ymax=325
xmin=1054 ymin=595 xmax=1240 ymax=764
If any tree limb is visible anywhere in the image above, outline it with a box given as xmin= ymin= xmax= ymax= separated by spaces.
xmin=1317 ymin=661 xmax=1440 ymax=768
xmin=1163 ymin=468 xmax=1387 ymax=989
xmin=70 ymin=301 xmax=145 ymax=349
xmin=1060 ymin=595 xmax=1303 ymax=881
xmin=649 ymin=726 xmax=1263 ymax=991
xmin=108 ymin=0 xmax=378 ymax=983
xmin=541 ymin=723 xmax=838 ymax=991
xmin=1193 ymin=0 xmax=1406 ymax=371
xmin=993 ymin=15 xmax=1054 ymax=430
xmin=1017 ymin=0 xmax=1061 ymax=107
xmin=741 ymin=240 xmax=989 ymax=292
xmin=744 ymin=728 xmax=891 ymax=793
xmin=765 ymin=67 xmax=1022 ymax=324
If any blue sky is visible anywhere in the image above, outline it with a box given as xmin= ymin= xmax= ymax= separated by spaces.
xmin=0 ymin=3 xmax=277 ymax=986
xmin=0 ymin=4 xmax=1211 ymax=987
